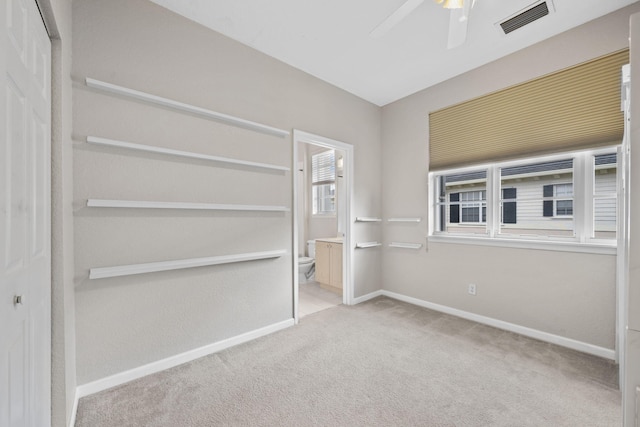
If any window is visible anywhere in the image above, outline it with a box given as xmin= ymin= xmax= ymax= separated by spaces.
xmin=429 ymin=147 xmax=618 ymax=251
xmin=501 ymin=188 xmax=517 ymax=224
xmin=311 ymin=150 xmax=336 ymax=215
xmin=499 ymin=158 xmax=575 ymax=237
xmin=437 ymin=170 xmax=487 ymax=235
xmin=547 ymin=183 xmax=573 ymax=217
xmin=593 ymin=153 xmax=617 ymax=240
xmin=460 ymin=191 xmax=486 ymax=223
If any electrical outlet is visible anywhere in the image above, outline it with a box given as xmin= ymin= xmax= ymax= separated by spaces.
xmin=468 ymin=284 xmax=477 ymax=296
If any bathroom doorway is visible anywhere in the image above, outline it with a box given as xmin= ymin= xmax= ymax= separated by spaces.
xmin=292 ymin=130 xmax=353 ymax=323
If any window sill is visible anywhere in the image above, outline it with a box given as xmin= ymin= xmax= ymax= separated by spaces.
xmin=428 ymin=234 xmax=616 ymax=255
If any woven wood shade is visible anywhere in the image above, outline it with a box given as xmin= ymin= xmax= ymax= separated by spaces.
xmin=429 ymin=50 xmax=628 ymax=170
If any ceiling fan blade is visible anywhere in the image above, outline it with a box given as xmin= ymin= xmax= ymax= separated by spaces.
xmin=446 ymin=0 xmax=472 ymax=49
xmin=370 ymin=0 xmax=425 ymax=38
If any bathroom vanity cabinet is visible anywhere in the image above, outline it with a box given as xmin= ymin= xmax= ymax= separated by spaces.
xmin=314 ymin=238 xmax=343 ymax=295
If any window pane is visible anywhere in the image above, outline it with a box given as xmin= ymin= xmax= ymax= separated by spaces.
xmin=436 ymin=170 xmax=487 ymax=235
xmin=313 ymin=183 xmax=335 ymax=215
xmin=432 ymin=149 xmax=619 ymax=246
xmin=556 ymin=200 xmax=573 ymax=216
xmin=499 ymin=158 xmax=574 ymax=237
xmin=555 ymin=183 xmax=573 ymax=197
xmin=459 ymin=190 xmax=485 ymax=223
xmin=461 ymin=206 xmax=480 ymax=222
xmin=593 ymin=153 xmax=617 ymax=240
xmin=594 ymin=197 xmax=616 ymax=239
xmin=312 ymin=150 xmax=335 ymax=184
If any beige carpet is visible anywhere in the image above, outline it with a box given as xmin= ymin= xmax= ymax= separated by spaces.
xmin=75 ymin=296 xmax=621 ymax=426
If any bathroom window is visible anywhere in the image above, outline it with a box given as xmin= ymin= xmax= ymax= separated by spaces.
xmin=429 ymin=146 xmax=619 ymax=251
xmin=312 ymin=150 xmax=336 ymax=215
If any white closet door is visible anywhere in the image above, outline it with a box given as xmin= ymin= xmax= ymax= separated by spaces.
xmin=0 ymin=0 xmax=51 ymax=425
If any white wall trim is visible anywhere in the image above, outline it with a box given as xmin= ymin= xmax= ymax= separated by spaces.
xmin=68 ymin=389 xmax=79 ymax=427
xmin=355 ymin=217 xmax=382 ymax=222
xmin=87 ymin=136 xmax=290 ymax=172
xmin=292 ymin=129 xmax=354 ymax=314
xmin=68 ymin=289 xmax=613 ymax=420
xmin=428 ymin=234 xmax=617 ymax=255
xmin=387 ymin=217 xmax=422 ymax=223
xmin=89 ymin=250 xmax=287 ymax=280
xmin=75 ymin=318 xmax=295 ymax=399
xmin=389 ymin=242 xmax=423 ymax=249
xmin=355 ymin=241 xmax=382 ymax=249
xmin=352 ymin=290 xmax=384 ymax=305
xmin=87 ymin=199 xmax=289 ymax=212
xmin=381 ymin=290 xmax=616 ymax=360
xmin=85 ymin=78 xmax=289 ymax=138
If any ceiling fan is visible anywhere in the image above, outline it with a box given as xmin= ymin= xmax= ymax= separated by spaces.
xmin=370 ymin=0 xmax=476 ymax=49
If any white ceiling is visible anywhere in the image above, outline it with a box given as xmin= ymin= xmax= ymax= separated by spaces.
xmin=150 ymin=0 xmax=638 ymax=106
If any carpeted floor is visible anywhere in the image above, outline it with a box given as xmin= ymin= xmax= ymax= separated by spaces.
xmin=75 ymin=296 xmax=621 ymax=426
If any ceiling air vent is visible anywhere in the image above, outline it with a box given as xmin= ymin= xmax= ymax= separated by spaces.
xmin=499 ymin=1 xmax=551 ymax=35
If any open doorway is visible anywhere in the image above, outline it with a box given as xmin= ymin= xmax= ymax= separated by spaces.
xmin=292 ymin=130 xmax=353 ymax=323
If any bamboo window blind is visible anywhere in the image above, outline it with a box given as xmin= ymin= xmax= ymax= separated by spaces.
xmin=429 ymin=49 xmax=629 ymax=170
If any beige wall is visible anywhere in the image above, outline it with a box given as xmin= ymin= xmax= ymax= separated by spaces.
xmin=62 ymin=0 xmax=640 ymax=421
xmin=38 ymin=0 xmax=76 ymax=425
xmin=72 ymin=0 xmax=381 ymax=385
xmin=380 ymin=3 xmax=640 ymax=350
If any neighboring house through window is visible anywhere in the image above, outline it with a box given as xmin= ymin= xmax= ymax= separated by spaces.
xmin=502 ymin=188 xmax=517 ymax=224
xmin=450 ymin=191 xmax=486 ymax=224
xmin=429 ymin=147 xmax=618 ymax=249
xmin=543 ymin=183 xmax=573 ymax=217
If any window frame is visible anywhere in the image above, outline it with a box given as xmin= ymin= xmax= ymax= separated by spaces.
xmin=552 ymin=183 xmax=574 ymax=217
xmin=312 ymin=182 xmax=336 ymax=216
xmin=311 ymin=149 xmax=336 ymax=217
xmin=459 ymin=190 xmax=486 ymax=224
xmin=428 ymin=146 xmax=619 ymax=255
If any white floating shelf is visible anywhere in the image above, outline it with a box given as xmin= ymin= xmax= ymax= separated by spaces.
xmin=85 ymin=78 xmax=289 ymax=138
xmin=89 ymin=249 xmax=287 ymax=280
xmin=355 ymin=217 xmax=382 ymax=222
xmin=389 ymin=242 xmax=423 ymax=250
xmin=387 ymin=218 xmax=422 ymax=223
xmin=87 ymin=199 xmax=289 ymax=212
xmin=355 ymin=242 xmax=382 ymax=249
xmin=87 ymin=136 xmax=290 ymax=172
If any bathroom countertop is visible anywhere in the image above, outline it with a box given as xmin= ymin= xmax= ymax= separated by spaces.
xmin=315 ymin=237 xmax=343 ymax=244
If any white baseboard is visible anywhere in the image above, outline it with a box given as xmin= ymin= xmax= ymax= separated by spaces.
xmin=75 ymin=318 xmax=295 ymax=399
xmin=380 ymin=290 xmax=616 ymax=360
xmin=352 ymin=290 xmax=383 ymax=305
xmin=70 ymin=289 xmax=614 ymax=421
xmin=68 ymin=389 xmax=79 ymax=427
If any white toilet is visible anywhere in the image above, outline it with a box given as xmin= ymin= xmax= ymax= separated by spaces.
xmin=298 ymin=240 xmax=316 ymax=284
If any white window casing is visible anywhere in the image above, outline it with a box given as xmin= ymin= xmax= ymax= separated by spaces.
xmin=428 ymin=146 xmax=619 ymax=254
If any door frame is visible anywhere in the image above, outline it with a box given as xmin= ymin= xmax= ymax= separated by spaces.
xmin=616 ymin=64 xmax=631 ymax=390
xmin=292 ymin=130 xmax=354 ymax=323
